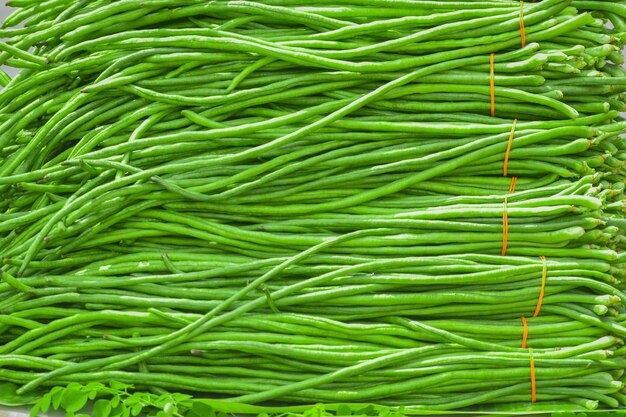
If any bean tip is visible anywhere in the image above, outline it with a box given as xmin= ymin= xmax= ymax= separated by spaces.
xmin=190 ymin=349 xmax=203 ymax=355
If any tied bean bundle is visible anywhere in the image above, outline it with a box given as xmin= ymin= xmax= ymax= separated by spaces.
xmin=0 ymin=0 xmax=626 ymax=415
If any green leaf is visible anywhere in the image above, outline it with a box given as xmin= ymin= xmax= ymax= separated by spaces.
xmin=0 ymin=382 xmax=41 ymax=406
xmin=163 ymin=403 xmax=174 ymax=416
xmin=153 ymin=394 xmax=169 ymax=408
xmin=124 ymin=395 xmax=140 ymax=406
xmin=122 ymin=407 xmax=132 ymax=417
xmin=110 ymin=381 xmax=132 ymax=391
xmin=336 ymin=405 xmax=351 ymax=416
xmin=190 ymin=402 xmax=215 ymax=417
xmin=39 ymin=393 xmax=51 ymax=413
xmin=65 ymin=383 xmax=84 ymax=393
xmin=135 ymin=393 xmax=152 ymax=403
xmin=29 ymin=403 xmax=40 ymax=417
xmin=51 ymin=387 xmax=65 ymax=410
xmin=304 ymin=406 xmax=325 ymax=417
xmin=171 ymin=393 xmax=193 ymax=402
xmin=111 ymin=395 xmax=121 ymax=409
xmin=93 ymin=399 xmax=112 ymax=417
xmin=131 ymin=402 xmax=143 ymax=416
xmin=85 ymin=382 xmax=105 ymax=392
xmin=356 ymin=406 xmax=374 ymax=416
xmin=155 ymin=412 xmax=169 ymax=417
xmin=61 ymin=389 xmax=89 ymax=413
xmin=110 ymin=405 xmax=125 ymax=417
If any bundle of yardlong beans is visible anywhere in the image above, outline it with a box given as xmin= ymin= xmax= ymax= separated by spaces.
xmin=1 ymin=0 xmax=626 ymax=415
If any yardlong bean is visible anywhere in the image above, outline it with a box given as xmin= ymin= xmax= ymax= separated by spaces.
xmin=0 ymin=0 xmax=625 ymax=415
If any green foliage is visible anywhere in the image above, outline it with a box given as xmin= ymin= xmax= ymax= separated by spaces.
xmin=0 ymin=382 xmax=41 ymax=406
xmin=30 ymin=382 xmax=194 ymax=417
xmin=31 ymin=383 xmax=410 ymax=417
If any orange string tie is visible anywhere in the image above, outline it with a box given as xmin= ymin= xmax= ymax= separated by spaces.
xmin=519 ymin=1 xmax=526 ymax=48
xmin=502 ymin=198 xmax=509 ymax=256
xmin=490 ymin=53 xmax=495 ymax=117
xmin=529 ymin=348 xmax=537 ymax=403
xmin=504 ymin=118 xmax=518 ymax=177
xmin=501 ymin=176 xmax=517 ymax=256
xmin=509 ymin=176 xmax=517 ymax=194
xmin=533 ymin=256 xmax=547 ymax=317
xmin=521 ymin=316 xmax=529 ymax=348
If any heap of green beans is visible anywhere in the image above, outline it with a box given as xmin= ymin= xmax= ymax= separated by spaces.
xmin=0 ymin=0 xmax=625 ymax=414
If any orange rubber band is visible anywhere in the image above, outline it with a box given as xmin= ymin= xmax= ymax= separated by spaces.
xmin=519 ymin=1 xmax=526 ymax=48
xmin=533 ymin=256 xmax=547 ymax=317
xmin=490 ymin=53 xmax=495 ymax=117
xmin=529 ymin=348 xmax=537 ymax=403
xmin=509 ymin=176 xmax=518 ymax=194
xmin=504 ymin=118 xmax=518 ymax=177
xmin=501 ymin=176 xmax=517 ymax=256
xmin=502 ymin=199 xmax=509 ymax=256
xmin=521 ymin=316 xmax=528 ymax=348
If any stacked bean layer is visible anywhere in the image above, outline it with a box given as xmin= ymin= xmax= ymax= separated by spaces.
xmin=1 ymin=0 xmax=626 ymax=413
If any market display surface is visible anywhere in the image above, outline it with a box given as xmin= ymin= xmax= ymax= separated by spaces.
xmin=1 ymin=0 xmax=626 ymax=416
